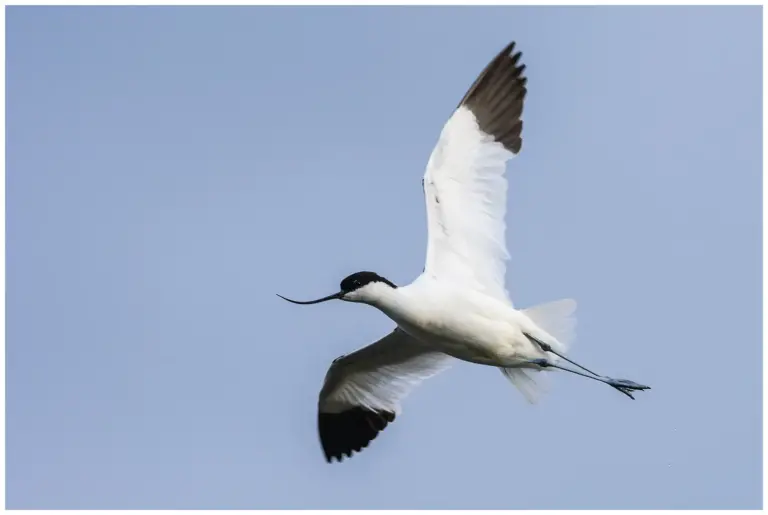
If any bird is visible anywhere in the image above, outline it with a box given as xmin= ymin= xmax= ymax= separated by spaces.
xmin=278 ymin=40 xmax=650 ymax=463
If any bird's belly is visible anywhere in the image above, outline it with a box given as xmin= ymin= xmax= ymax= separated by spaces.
xmin=377 ymin=286 xmax=538 ymax=366
xmin=395 ymin=315 xmax=517 ymax=366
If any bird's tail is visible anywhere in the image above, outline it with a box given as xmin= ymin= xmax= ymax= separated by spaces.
xmin=523 ymin=298 xmax=577 ymax=354
xmin=499 ymin=298 xmax=578 ymax=403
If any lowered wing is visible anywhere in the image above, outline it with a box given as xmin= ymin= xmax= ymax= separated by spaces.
xmin=318 ymin=329 xmax=452 ymax=462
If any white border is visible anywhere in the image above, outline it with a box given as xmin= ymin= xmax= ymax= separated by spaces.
xmin=1 ymin=2 xmax=764 ymax=514
xmin=2 ymin=0 xmax=766 ymax=5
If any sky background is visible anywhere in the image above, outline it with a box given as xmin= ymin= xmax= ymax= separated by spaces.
xmin=6 ymin=6 xmax=762 ymax=510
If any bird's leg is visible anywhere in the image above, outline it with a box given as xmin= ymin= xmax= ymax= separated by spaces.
xmin=526 ymin=355 xmax=651 ymax=400
xmin=526 ymin=335 xmax=650 ymax=396
xmin=525 ymin=334 xmax=601 ymax=376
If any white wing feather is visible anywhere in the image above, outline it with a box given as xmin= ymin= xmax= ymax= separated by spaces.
xmin=423 ymin=106 xmax=515 ymax=302
xmin=421 ymin=42 xmax=527 ymax=304
xmin=319 ymin=329 xmax=452 ymax=415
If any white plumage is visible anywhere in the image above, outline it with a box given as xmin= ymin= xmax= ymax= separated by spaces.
xmin=278 ymin=41 xmax=649 ymax=463
xmin=423 ymin=105 xmax=513 ymax=302
xmin=319 ymin=329 xmax=452 ymax=416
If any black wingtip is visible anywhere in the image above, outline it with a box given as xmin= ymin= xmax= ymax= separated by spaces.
xmin=319 ymin=408 xmax=396 ymax=463
xmin=457 ymin=39 xmax=527 ymax=154
xmin=456 ymin=40 xmax=519 ymax=108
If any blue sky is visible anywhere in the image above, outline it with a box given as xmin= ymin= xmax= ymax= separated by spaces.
xmin=7 ymin=6 xmax=762 ymax=509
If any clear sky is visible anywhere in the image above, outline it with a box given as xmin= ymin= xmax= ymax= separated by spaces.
xmin=6 ymin=5 xmax=762 ymax=510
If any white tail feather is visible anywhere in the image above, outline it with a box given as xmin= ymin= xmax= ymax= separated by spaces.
xmin=500 ymin=367 xmax=550 ymax=404
xmin=500 ymin=298 xmax=578 ymax=402
xmin=523 ymin=298 xmax=577 ymax=353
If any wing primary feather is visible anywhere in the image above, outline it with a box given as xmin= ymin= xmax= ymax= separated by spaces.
xmin=458 ymin=41 xmax=527 ymax=154
xmin=456 ymin=41 xmax=517 ymax=108
xmin=318 ymin=408 xmax=396 ymax=463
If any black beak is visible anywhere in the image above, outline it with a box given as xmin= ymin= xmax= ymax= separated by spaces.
xmin=276 ymin=291 xmax=344 ymax=305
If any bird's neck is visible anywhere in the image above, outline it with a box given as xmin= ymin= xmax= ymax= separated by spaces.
xmin=363 ymin=282 xmax=400 ymax=308
xmin=365 ymin=283 xmax=417 ymax=326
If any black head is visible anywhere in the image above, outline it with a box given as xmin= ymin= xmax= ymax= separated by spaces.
xmin=340 ymin=271 xmax=397 ymax=293
xmin=277 ymin=271 xmax=397 ymax=305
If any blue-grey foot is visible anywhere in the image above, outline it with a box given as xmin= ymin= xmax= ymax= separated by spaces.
xmin=528 ymin=359 xmax=650 ymax=400
xmin=604 ymin=378 xmax=651 ymax=391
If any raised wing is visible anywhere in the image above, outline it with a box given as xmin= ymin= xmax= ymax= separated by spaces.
xmin=318 ymin=329 xmax=452 ymax=463
xmin=422 ymin=41 xmax=527 ymax=302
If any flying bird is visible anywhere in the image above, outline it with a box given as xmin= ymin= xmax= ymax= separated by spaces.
xmin=278 ymin=41 xmax=650 ymax=463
